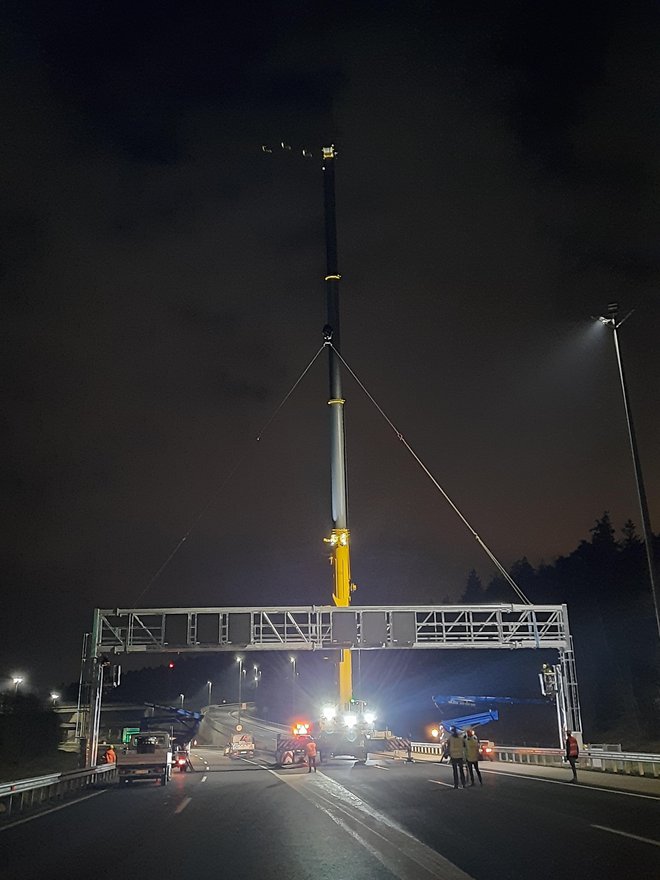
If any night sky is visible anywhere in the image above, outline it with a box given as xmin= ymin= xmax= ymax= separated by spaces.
xmin=3 ymin=1 xmax=659 ymax=690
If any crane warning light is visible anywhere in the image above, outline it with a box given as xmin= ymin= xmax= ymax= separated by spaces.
xmin=168 ymin=662 xmax=175 ymax=669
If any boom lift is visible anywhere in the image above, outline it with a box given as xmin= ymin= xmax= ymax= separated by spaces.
xmin=141 ymin=703 xmax=204 ymax=752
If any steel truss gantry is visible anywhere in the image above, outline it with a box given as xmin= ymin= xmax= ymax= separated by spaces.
xmin=93 ymin=603 xmax=572 ymax=654
xmin=84 ymin=603 xmax=582 ymax=765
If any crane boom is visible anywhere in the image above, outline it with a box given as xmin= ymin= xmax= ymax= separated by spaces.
xmin=321 ymin=145 xmax=354 ymax=708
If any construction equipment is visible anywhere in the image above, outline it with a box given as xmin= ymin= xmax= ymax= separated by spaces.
xmin=141 ymin=703 xmax=204 ymax=752
xmin=316 ymin=146 xmax=374 ymax=759
xmin=432 ymin=694 xmax=549 ymax=709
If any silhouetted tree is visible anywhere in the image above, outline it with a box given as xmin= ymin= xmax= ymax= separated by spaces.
xmin=462 ymin=569 xmax=483 ymax=603
xmin=621 ymin=519 xmax=640 ymax=547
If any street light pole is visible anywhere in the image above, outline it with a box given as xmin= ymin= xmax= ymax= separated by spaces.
xmin=12 ymin=677 xmax=23 ymax=695
xmin=290 ymin=656 xmax=296 ymax=715
xmin=236 ymin=656 xmax=244 ymax=727
xmin=599 ymin=303 xmax=660 ymax=639
xmin=179 ymin=693 xmax=184 ymax=708
xmin=207 ymin=680 xmax=212 ymax=706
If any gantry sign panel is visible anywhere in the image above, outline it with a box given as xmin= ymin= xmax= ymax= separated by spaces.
xmin=95 ymin=604 xmax=571 ymax=654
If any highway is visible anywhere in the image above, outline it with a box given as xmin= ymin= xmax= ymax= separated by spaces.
xmin=3 ymin=744 xmax=659 ymax=880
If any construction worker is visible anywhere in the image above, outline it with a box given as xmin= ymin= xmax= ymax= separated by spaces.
xmin=104 ymin=744 xmax=117 ymax=764
xmin=464 ymin=729 xmax=482 ymax=786
xmin=564 ymin=730 xmax=579 ymax=783
xmin=305 ymin=737 xmax=317 ymax=773
xmin=447 ymin=727 xmax=466 ymax=789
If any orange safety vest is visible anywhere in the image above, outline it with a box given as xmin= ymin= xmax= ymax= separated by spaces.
xmin=566 ymin=736 xmax=579 ymax=758
xmin=305 ymin=740 xmax=317 ymax=758
xmin=105 ymin=749 xmax=117 ymax=763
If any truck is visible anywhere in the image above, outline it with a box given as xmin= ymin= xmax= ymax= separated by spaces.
xmin=117 ymin=730 xmax=172 ymax=785
xmin=225 ymin=732 xmax=255 ymax=759
xmin=276 ymin=729 xmax=310 ymax=766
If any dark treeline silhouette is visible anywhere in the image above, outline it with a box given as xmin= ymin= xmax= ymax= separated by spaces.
xmin=0 ymin=693 xmax=60 ymax=763
xmin=461 ymin=513 xmax=660 ymax=748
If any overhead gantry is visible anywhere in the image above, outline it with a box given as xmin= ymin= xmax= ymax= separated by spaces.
xmin=83 ymin=601 xmax=582 ymax=764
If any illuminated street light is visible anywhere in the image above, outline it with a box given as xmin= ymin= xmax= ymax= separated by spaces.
xmin=50 ymin=692 xmax=60 ymax=704
xmin=12 ymin=677 xmax=23 ymax=695
xmin=597 ymin=303 xmax=660 ymax=639
xmin=207 ymin=680 xmax=212 ymax=705
xmin=179 ymin=693 xmax=184 ymax=708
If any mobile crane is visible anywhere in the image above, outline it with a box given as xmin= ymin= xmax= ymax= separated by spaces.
xmin=315 ymin=146 xmax=376 ymax=761
xmin=267 ymin=144 xmax=375 ymax=762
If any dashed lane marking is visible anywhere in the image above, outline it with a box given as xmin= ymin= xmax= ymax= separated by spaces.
xmin=591 ymin=825 xmax=660 ymax=847
xmin=201 ymin=776 xmax=207 ymax=783
xmin=428 ymin=779 xmax=455 ymax=788
xmin=174 ymin=796 xmax=192 ymax=814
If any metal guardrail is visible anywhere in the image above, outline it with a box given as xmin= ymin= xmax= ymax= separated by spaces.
xmin=392 ymin=742 xmax=660 ymax=778
xmin=492 ymin=745 xmax=660 ymax=778
xmin=0 ymin=764 xmax=117 ymax=821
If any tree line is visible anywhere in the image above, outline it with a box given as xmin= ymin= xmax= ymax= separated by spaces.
xmin=460 ymin=513 xmax=660 ymax=748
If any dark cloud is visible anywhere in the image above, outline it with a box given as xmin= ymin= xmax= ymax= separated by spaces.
xmin=2 ymin=1 xmax=659 ymax=687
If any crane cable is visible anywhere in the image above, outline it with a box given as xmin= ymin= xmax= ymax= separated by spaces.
xmin=331 ymin=345 xmax=532 ymax=605
xmin=131 ymin=344 xmax=327 ymax=607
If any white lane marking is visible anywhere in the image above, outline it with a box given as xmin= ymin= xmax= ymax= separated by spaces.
xmin=174 ymin=796 xmax=192 ymax=814
xmin=591 ymin=825 xmax=660 ymax=847
xmin=479 ymin=768 xmax=660 ymax=800
xmin=372 ymin=764 xmax=390 ymax=771
xmin=428 ymin=779 xmax=455 ymax=788
xmin=271 ymin=769 xmax=474 ymax=880
xmin=201 ymin=775 xmax=207 ymax=782
xmin=0 ymin=789 xmax=107 ymax=832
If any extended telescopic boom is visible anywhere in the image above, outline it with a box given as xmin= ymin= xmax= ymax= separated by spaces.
xmin=321 ymin=145 xmax=355 ymax=706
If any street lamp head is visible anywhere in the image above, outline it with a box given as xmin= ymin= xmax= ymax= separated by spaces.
xmin=235 ymin=655 xmax=243 ymax=664
xmin=50 ymin=692 xmax=60 ymax=701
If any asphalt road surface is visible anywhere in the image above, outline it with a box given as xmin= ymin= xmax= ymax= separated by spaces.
xmin=3 ymin=746 xmax=659 ymax=880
